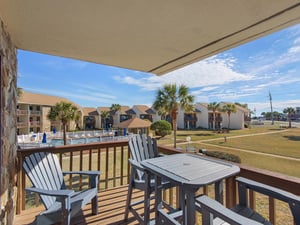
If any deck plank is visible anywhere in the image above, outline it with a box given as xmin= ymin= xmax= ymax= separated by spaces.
xmin=14 ymin=185 xmax=150 ymax=225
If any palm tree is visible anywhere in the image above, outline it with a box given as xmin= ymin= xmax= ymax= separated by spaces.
xmin=100 ymin=111 xmax=110 ymax=129
xmin=153 ymin=84 xmax=194 ymax=148
xmin=110 ymin=104 xmax=121 ymax=113
xmin=47 ymin=101 xmax=79 ymax=145
xmin=222 ymin=103 xmax=237 ymax=130
xmin=283 ymin=107 xmax=295 ymax=128
xmin=207 ymin=102 xmax=220 ymax=130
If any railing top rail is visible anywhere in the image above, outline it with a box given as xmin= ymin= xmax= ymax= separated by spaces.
xmin=17 ymin=140 xmax=129 ymax=156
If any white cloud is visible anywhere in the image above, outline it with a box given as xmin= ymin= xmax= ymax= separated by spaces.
xmin=115 ymin=56 xmax=255 ymax=91
xmin=162 ymin=57 xmax=254 ymax=87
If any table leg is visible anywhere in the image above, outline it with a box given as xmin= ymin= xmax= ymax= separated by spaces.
xmin=186 ymin=190 xmax=196 ymax=225
xmin=155 ymin=175 xmax=162 ymax=225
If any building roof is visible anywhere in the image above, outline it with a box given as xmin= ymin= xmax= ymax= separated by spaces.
xmin=18 ymin=91 xmax=78 ymax=107
xmin=118 ymin=118 xmax=151 ymax=129
xmin=119 ymin=106 xmax=131 ymax=114
xmin=134 ymin=105 xmax=156 ymax=114
xmin=2 ymin=1 xmax=300 ymax=75
xmin=82 ymin=107 xmax=99 ymax=116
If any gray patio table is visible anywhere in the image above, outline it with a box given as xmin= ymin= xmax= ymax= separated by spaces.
xmin=141 ymin=153 xmax=240 ymax=225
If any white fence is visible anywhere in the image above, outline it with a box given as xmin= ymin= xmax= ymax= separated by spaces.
xmin=17 ymin=130 xmax=131 ymax=149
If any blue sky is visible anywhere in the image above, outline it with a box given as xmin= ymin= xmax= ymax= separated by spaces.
xmin=18 ymin=23 xmax=300 ymax=116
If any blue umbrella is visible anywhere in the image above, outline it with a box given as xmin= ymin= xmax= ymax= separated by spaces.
xmin=42 ymin=132 xmax=47 ymax=143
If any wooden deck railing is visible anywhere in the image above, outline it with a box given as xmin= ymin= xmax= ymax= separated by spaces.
xmin=16 ymin=140 xmax=130 ymax=214
xmin=17 ymin=141 xmax=300 ymax=225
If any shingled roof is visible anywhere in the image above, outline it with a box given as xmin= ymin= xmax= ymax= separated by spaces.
xmin=18 ymin=91 xmax=79 ymax=107
xmin=118 ymin=118 xmax=151 ymax=129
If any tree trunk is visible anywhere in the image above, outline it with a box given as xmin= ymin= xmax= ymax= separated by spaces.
xmin=289 ymin=116 xmax=292 ymax=128
xmin=213 ymin=111 xmax=216 ymax=130
xmin=172 ymin=111 xmax=177 ymax=148
xmin=63 ymin=123 xmax=67 ymax=145
xmin=228 ymin=113 xmax=231 ymax=129
xmin=173 ymin=118 xmax=177 ymax=148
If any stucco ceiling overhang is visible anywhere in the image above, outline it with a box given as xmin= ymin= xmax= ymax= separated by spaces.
xmin=1 ymin=0 xmax=300 ymax=75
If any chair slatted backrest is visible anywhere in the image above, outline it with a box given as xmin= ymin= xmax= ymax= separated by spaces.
xmin=23 ymin=152 xmax=65 ymax=209
xmin=129 ymin=134 xmax=158 ymax=180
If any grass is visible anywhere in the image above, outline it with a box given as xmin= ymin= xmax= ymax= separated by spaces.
xmin=157 ymin=125 xmax=300 ymax=178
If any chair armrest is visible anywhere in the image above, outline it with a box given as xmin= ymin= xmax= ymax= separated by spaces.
xmin=63 ymin=171 xmax=101 ymax=176
xmin=128 ymin=159 xmax=146 ymax=171
xmin=237 ymin=177 xmax=300 ymax=204
xmin=196 ymin=195 xmax=262 ymax=225
xmin=63 ymin=171 xmax=100 ymax=188
xmin=26 ymin=187 xmax=74 ymax=197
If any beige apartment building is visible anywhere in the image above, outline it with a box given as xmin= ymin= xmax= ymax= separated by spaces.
xmin=17 ymin=91 xmax=80 ymax=135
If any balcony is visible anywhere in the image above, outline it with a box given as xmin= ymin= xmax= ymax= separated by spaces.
xmin=15 ymin=141 xmax=300 ymax=225
xmin=17 ymin=109 xmax=29 ymax=115
xmin=29 ymin=110 xmax=41 ymax=116
xmin=29 ymin=121 xmax=41 ymax=127
xmin=17 ymin=122 xmax=29 ymax=128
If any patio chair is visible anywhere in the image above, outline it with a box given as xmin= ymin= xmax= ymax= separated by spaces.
xmin=23 ymin=152 xmax=100 ymax=225
xmin=196 ymin=177 xmax=300 ymax=225
xmin=124 ymin=134 xmax=175 ymax=224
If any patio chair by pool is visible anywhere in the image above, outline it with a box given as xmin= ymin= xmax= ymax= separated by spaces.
xmin=23 ymin=152 xmax=100 ymax=225
xmin=196 ymin=177 xmax=300 ymax=225
xmin=124 ymin=134 xmax=175 ymax=224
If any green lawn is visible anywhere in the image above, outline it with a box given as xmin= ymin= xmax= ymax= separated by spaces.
xmin=157 ymin=125 xmax=300 ymax=178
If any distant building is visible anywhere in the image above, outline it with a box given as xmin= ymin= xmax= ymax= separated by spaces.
xmin=177 ymin=102 xmax=250 ymax=130
xmin=17 ymin=91 xmax=80 ymax=135
xmin=18 ymin=91 xmax=249 ymax=135
xmin=81 ymin=107 xmax=100 ymax=130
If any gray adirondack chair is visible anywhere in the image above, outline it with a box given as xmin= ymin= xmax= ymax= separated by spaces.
xmin=124 ymin=134 xmax=175 ymax=224
xmin=23 ymin=152 xmax=100 ymax=225
xmin=196 ymin=177 xmax=300 ymax=225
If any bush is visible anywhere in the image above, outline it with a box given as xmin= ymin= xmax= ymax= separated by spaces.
xmin=150 ymin=120 xmax=172 ymax=137
xmin=203 ymin=150 xmax=241 ymax=163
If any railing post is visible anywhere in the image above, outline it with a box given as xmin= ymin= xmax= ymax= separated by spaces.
xmin=225 ymin=176 xmax=237 ymax=208
xmin=269 ymin=197 xmax=276 ymax=225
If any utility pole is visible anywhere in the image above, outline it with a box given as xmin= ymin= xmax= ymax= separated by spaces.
xmin=269 ymin=91 xmax=274 ymax=125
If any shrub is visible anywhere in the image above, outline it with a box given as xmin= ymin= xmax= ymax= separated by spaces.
xmin=150 ymin=120 xmax=172 ymax=137
xmin=203 ymin=150 xmax=241 ymax=163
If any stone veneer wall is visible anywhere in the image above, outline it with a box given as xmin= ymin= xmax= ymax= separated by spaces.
xmin=0 ymin=18 xmax=17 ymax=225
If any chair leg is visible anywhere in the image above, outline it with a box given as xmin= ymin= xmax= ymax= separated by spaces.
xmin=91 ymin=195 xmax=98 ymax=215
xmin=124 ymin=170 xmax=135 ymax=221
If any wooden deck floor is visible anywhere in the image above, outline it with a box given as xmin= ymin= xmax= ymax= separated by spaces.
xmin=14 ymin=185 xmax=150 ymax=225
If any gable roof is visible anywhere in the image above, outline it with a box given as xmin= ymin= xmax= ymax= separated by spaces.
xmin=118 ymin=118 xmax=151 ymax=129
xmin=134 ymin=105 xmax=156 ymax=114
xmin=82 ymin=107 xmax=99 ymax=116
xmin=18 ymin=91 xmax=78 ymax=107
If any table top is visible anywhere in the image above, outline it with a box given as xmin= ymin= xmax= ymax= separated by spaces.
xmin=141 ymin=154 xmax=240 ymax=188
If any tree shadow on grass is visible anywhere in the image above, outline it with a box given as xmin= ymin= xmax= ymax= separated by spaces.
xmin=269 ymin=128 xmax=286 ymax=131
xmin=283 ymin=135 xmax=300 ymax=141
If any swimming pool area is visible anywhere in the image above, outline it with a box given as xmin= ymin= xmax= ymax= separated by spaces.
xmin=17 ymin=131 xmax=130 ymax=149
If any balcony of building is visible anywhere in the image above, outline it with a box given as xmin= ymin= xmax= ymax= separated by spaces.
xmin=29 ymin=121 xmax=41 ymax=127
xmin=15 ymin=140 xmax=300 ymax=225
xmin=29 ymin=110 xmax=41 ymax=116
xmin=17 ymin=109 xmax=29 ymax=116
